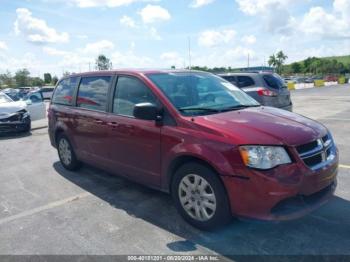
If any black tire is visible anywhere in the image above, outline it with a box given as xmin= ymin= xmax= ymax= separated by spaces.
xmin=57 ymin=134 xmax=81 ymax=171
xmin=171 ymin=162 xmax=232 ymax=230
xmin=23 ymin=120 xmax=31 ymax=133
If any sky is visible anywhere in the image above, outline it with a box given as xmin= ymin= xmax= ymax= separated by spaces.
xmin=0 ymin=0 xmax=350 ymax=77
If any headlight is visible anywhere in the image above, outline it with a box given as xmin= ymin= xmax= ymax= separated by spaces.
xmin=17 ymin=110 xmax=29 ymax=119
xmin=22 ymin=111 xmax=30 ymax=118
xmin=239 ymin=146 xmax=291 ymax=170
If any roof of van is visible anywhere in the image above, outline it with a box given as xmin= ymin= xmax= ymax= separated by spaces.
xmin=68 ymin=69 xmax=205 ymax=77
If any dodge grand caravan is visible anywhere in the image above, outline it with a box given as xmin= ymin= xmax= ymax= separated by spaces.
xmin=48 ymin=70 xmax=338 ymax=230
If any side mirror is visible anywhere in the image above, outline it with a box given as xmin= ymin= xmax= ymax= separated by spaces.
xmin=133 ymin=103 xmax=161 ymax=121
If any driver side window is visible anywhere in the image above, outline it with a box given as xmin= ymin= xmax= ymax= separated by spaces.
xmin=113 ymin=76 xmax=157 ymax=117
xmin=29 ymin=92 xmax=43 ymax=103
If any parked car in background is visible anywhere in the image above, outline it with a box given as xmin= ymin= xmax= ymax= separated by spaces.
xmin=3 ymin=88 xmax=21 ymax=101
xmin=218 ymin=72 xmax=292 ymax=111
xmin=40 ymin=86 xmax=55 ymax=100
xmin=0 ymin=89 xmax=46 ymax=134
xmin=0 ymin=92 xmax=31 ymax=133
xmin=312 ymin=76 xmax=323 ymax=81
xmin=48 ymin=70 xmax=337 ymax=230
xmin=324 ymin=75 xmax=338 ymax=82
xmin=304 ymin=77 xmax=314 ymax=83
xmin=22 ymin=91 xmax=46 ymax=121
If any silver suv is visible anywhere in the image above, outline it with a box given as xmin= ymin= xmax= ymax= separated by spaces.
xmin=219 ymin=72 xmax=293 ymax=111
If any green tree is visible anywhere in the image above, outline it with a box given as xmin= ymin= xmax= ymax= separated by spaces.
xmin=44 ymin=73 xmax=52 ymax=84
xmin=276 ymin=51 xmax=288 ymax=74
xmin=52 ymin=76 xmax=59 ymax=85
xmin=269 ymin=51 xmax=288 ymax=74
xmin=291 ymin=62 xmax=302 ymax=74
xmin=95 ymin=54 xmax=112 ymax=71
xmin=268 ymin=54 xmax=277 ymax=68
xmin=15 ymin=69 xmax=30 ymax=87
xmin=0 ymin=71 xmax=15 ymax=88
xmin=31 ymin=77 xmax=44 ymax=87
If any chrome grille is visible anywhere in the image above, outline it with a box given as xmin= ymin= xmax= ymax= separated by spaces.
xmin=296 ymin=134 xmax=336 ymax=170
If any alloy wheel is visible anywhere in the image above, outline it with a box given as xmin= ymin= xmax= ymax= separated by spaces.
xmin=178 ymin=174 xmax=217 ymax=221
xmin=58 ymin=138 xmax=72 ymax=166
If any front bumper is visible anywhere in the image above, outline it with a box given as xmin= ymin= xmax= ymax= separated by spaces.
xmin=0 ymin=118 xmax=31 ymax=134
xmin=222 ymin=153 xmax=338 ymax=221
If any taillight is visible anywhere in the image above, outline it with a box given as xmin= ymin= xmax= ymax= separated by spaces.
xmin=257 ymin=88 xmax=277 ymax=97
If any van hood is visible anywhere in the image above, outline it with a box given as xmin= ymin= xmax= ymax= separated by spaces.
xmin=0 ymin=101 xmax=27 ymax=119
xmin=193 ymin=106 xmax=327 ymax=146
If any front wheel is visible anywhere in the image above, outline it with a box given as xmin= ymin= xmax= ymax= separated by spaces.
xmin=171 ymin=162 xmax=232 ymax=230
xmin=57 ymin=134 xmax=81 ymax=171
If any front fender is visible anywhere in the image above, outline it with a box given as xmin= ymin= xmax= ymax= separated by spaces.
xmin=160 ymin=133 xmax=242 ymax=191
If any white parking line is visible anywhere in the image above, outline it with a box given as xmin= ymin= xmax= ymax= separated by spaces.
xmin=0 ymin=192 xmax=90 ymax=226
xmin=340 ymin=164 xmax=350 ymax=169
xmin=320 ymin=118 xmax=350 ymax=121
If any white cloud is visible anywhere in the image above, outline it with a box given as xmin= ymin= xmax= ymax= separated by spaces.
xmin=0 ymin=41 xmax=8 ymax=50
xmin=43 ymin=40 xmax=115 ymax=72
xmin=334 ymin=0 xmax=350 ymax=23
xmin=80 ymin=40 xmax=115 ymax=54
xmin=235 ymin=0 xmax=292 ymax=16
xmin=198 ymin=29 xmax=236 ymax=47
xmin=190 ymin=0 xmax=215 ymax=8
xmin=64 ymin=0 xmax=160 ymax=8
xmin=241 ymin=35 xmax=256 ymax=45
xmin=0 ymin=52 xmax=47 ymax=76
xmin=235 ymin=0 xmax=295 ymax=34
xmin=120 ymin=15 xmax=137 ymax=28
xmin=192 ymin=46 xmax=255 ymax=68
xmin=160 ymin=52 xmax=184 ymax=68
xmin=299 ymin=6 xmax=350 ymax=38
xmin=14 ymin=8 xmax=69 ymax=44
xmin=43 ymin=47 xmax=71 ymax=56
xmin=149 ymin=27 xmax=162 ymax=40
xmin=76 ymin=34 xmax=88 ymax=39
xmin=112 ymin=51 xmax=154 ymax=68
xmin=139 ymin=5 xmax=171 ymax=24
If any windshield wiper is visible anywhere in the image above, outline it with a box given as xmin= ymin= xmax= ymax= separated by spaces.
xmin=221 ymin=104 xmax=260 ymax=112
xmin=179 ymin=107 xmax=221 ymax=113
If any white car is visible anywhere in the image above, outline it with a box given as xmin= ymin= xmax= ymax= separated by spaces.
xmin=0 ymin=91 xmax=46 ymax=133
xmin=40 ymin=86 xmax=55 ymax=100
xmin=22 ymin=91 xmax=46 ymax=121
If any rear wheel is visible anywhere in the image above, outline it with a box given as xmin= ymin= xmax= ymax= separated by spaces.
xmin=171 ymin=162 xmax=232 ymax=230
xmin=57 ymin=134 xmax=81 ymax=171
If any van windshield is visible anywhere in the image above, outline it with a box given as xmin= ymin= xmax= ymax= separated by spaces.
xmin=147 ymin=72 xmax=260 ymax=116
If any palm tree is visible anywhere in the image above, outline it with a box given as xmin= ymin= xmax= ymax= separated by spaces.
xmin=268 ymin=54 xmax=277 ymax=68
xmin=268 ymin=51 xmax=288 ymax=74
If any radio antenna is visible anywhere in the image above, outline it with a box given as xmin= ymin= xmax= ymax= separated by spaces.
xmin=188 ymin=36 xmax=192 ymax=70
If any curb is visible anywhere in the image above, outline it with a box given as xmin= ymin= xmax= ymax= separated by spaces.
xmin=288 ymin=82 xmax=350 ymax=91
xmin=31 ymin=125 xmax=48 ymax=131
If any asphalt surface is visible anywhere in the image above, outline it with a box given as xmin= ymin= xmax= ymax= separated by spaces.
xmin=0 ymin=84 xmax=350 ymax=257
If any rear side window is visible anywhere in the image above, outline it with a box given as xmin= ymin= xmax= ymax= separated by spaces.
xmin=113 ymin=76 xmax=157 ymax=117
xmin=52 ymin=77 xmax=78 ymax=105
xmin=77 ymin=76 xmax=111 ymax=111
xmin=222 ymin=76 xmax=237 ymax=85
xmin=236 ymin=76 xmax=255 ymax=87
xmin=263 ymin=74 xmax=286 ymax=89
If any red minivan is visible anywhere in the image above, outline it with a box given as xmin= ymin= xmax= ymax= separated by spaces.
xmin=48 ymin=70 xmax=338 ymax=230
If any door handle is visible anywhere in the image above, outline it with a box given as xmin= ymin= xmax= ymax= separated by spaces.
xmin=107 ymin=122 xmax=119 ymax=128
xmin=94 ymin=119 xmax=104 ymax=124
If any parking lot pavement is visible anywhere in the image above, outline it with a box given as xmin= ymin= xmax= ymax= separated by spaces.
xmin=0 ymin=84 xmax=350 ymax=256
